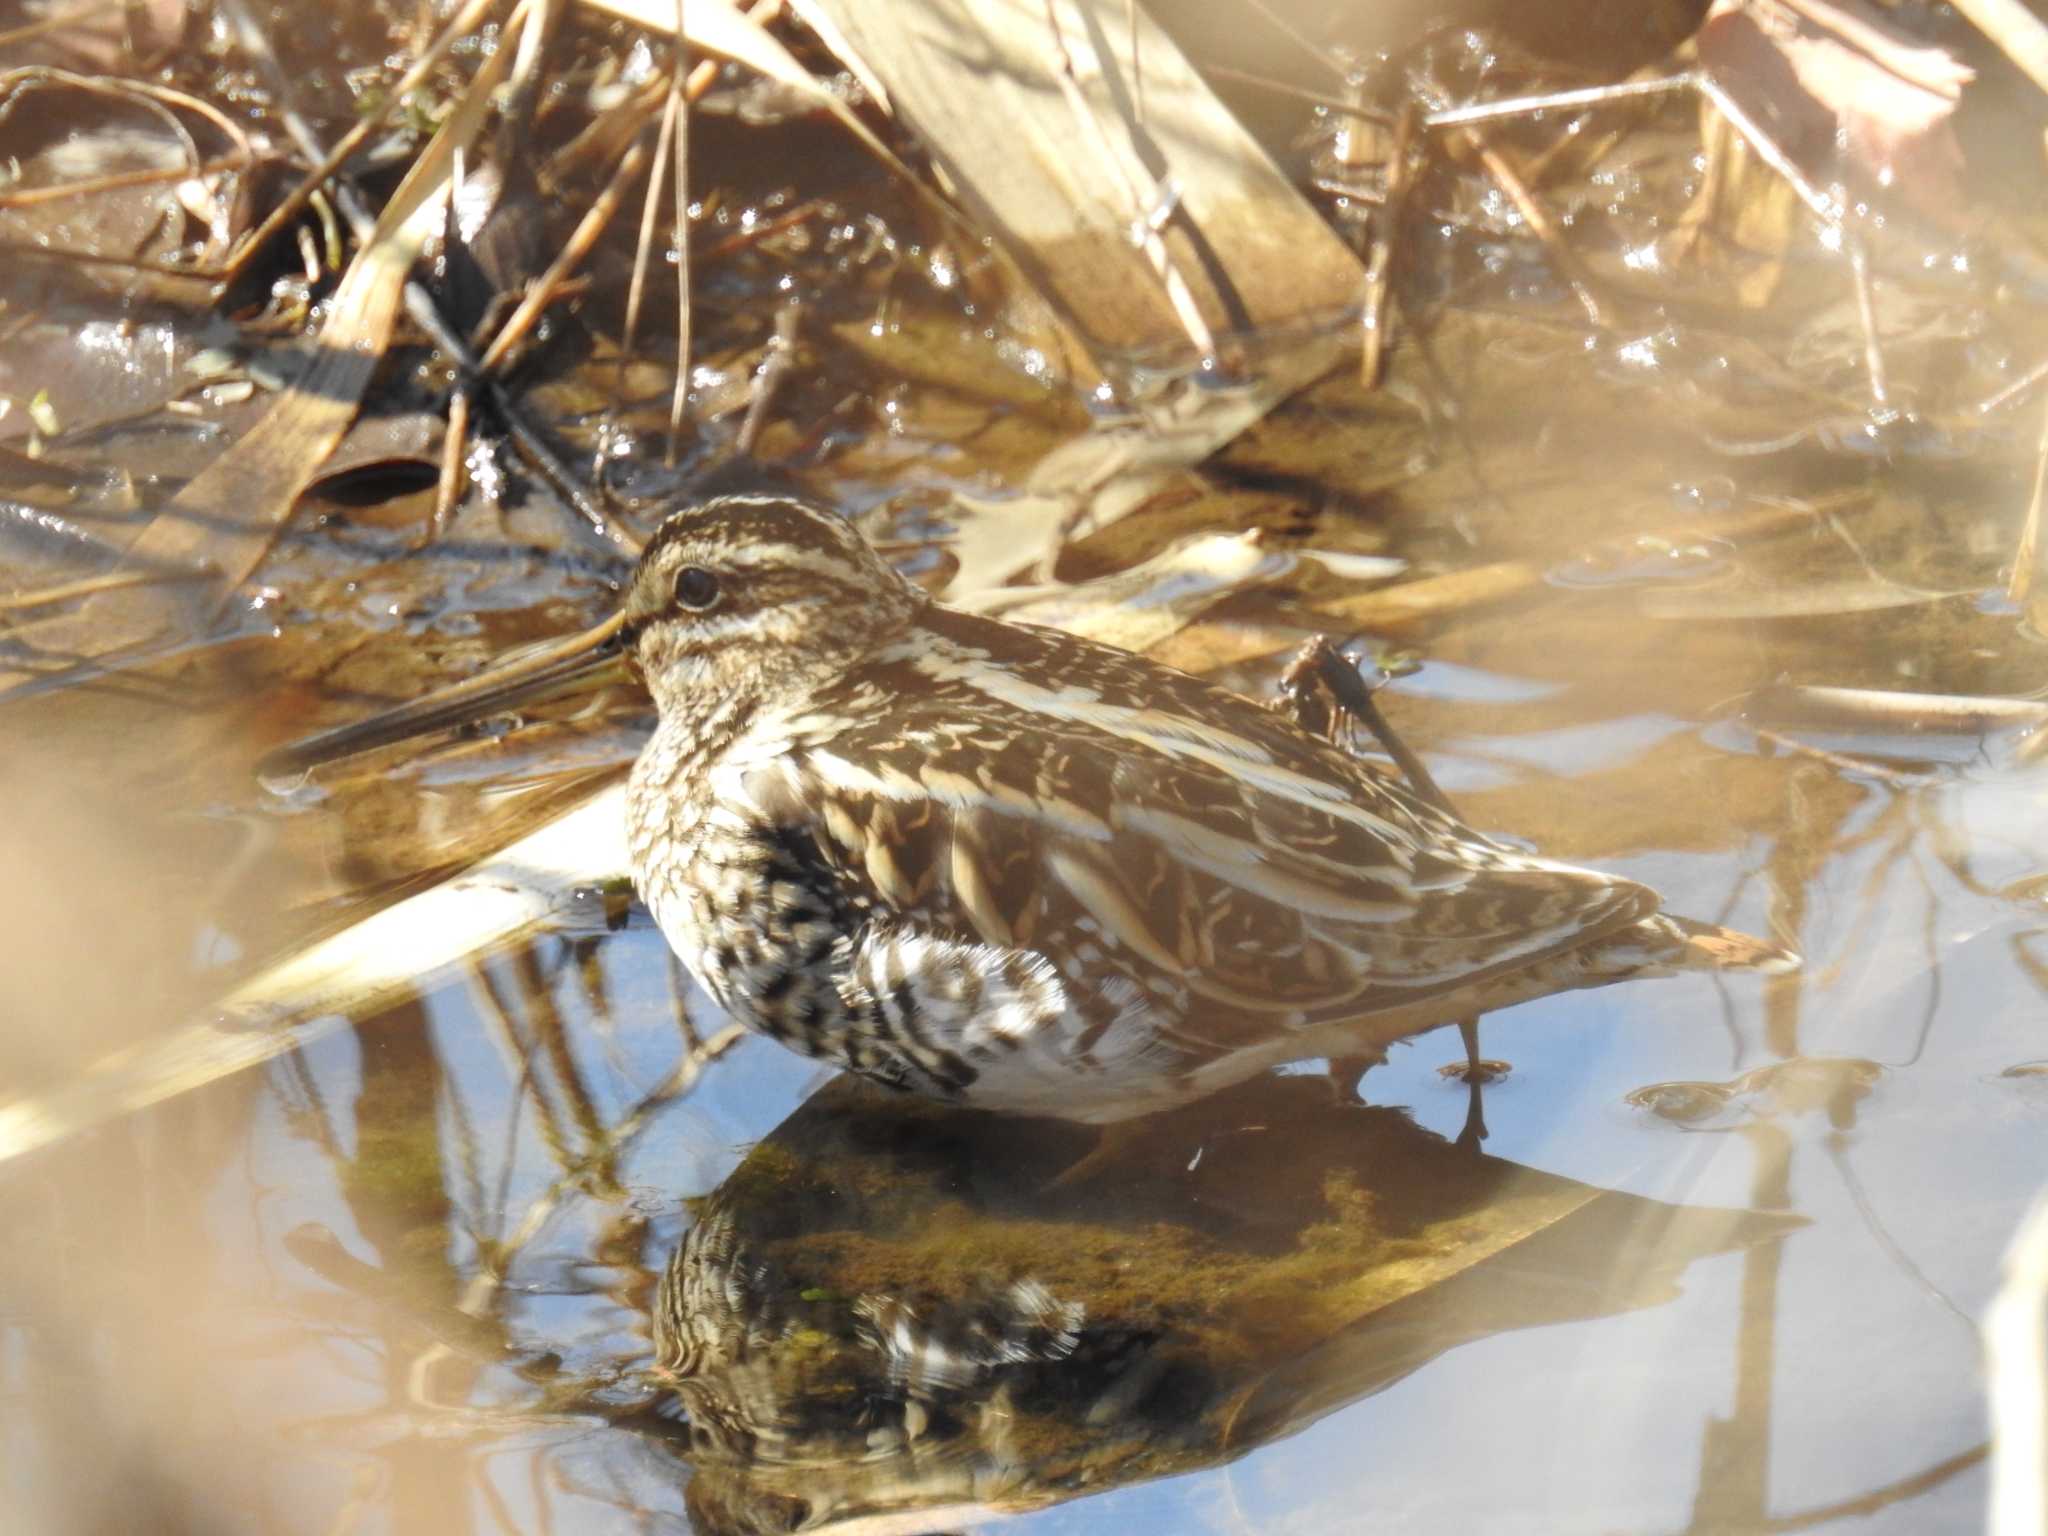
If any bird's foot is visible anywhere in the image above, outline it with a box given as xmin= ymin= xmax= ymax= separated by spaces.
xmin=1437 ymin=1057 xmax=1511 ymax=1086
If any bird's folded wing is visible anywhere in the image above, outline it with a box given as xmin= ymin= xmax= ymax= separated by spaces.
xmin=745 ymin=719 xmax=1656 ymax=1028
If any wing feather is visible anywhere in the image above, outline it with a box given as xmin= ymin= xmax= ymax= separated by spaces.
xmin=748 ymin=609 xmax=1659 ymax=1051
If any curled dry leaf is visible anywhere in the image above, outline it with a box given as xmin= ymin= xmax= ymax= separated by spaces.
xmin=1698 ymin=0 xmax=1973 ymax=220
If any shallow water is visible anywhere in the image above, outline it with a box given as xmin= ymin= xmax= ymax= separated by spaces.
xmin=10 ymin=479 xmax=2039 ymax=1533
xmin=5 ymin=4 xmax=2048 ymax=1533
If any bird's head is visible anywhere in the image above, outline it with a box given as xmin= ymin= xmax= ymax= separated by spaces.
xmin=621 ymin=494 xmax=924 ymax=721
xmin=257 ymin=494 xmax=923 ymax=785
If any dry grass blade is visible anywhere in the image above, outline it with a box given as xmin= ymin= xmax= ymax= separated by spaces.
xmin=1987 ymin=1186 xmax=2048 ymax=1536
xmin=1950 ymin=0 xmax=2048 ymax=96
xmin=732 ymin=302 xmax=799 ymax=455
xmin=1360 ymin=103 xmax=1417 ymax=388
xmin=2013 ymin=395 xmax=2048 ymax=626
xmin=0 ymin=780 xmax=628 ymax=1167
xmin=0 ymin=152 xmax=249 ymax=211
xmin=1740 ymin=684 xmax=2048 ymax=738
xmin=799 ymin=0 xmax=1359 ymax=371
xmin=617 ymin=81 xmax=683 ymax=420
xmin=1039 ymin=0 xmax=1218 ymax=359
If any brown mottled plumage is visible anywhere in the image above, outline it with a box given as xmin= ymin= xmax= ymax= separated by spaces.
xmin=609 ymin=495 xmax=1794 ymax=1121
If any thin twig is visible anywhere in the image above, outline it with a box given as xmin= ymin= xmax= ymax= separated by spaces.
xmin=732 ymin=302 xmax=799 ymax=456
xmin=695 ymin=198 xmax=823 ymax=262
xmin=427 ymin=383 xmax=472 ymax=543
xmin=1448 ymin=120 xmax=1607 ymax=328
xmin=1360 ymin=104 xmax=1417 ymax=388
xmin=1753 ymin=727 xmax=1934 ymax=788
xmin=0 ymin=567 xmax=206 ymax=615
xmin=617 ymin=69 xmax=683 ymax=407
xmin=0 ymin=238 xmax=223 ymax=277
xmin=1848 ymin=236 xmax=1890 ymax=407
xmin=1976 ymin=354 xmax=2048 ymax=416
xmin=668 ymin=0 xmax=692 ymax=456
xmin=0 ymin=153 xmax=250 ymax=210
xmin=1423 ymin=74 xmax=1697 ymax=130
xmin=2010 ymin=393 xmax=2048 ymax=613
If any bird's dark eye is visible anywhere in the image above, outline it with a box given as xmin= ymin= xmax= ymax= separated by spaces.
xmin=674 ymin=566 xmax=721 ymax=610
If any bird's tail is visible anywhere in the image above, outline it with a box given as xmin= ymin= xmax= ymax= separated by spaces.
xmin=1587 ymin=913 xmax=1800 ymax=978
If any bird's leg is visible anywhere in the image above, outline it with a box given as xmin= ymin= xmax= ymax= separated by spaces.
xmin=1283 ymin=644 xmax=1394 ymax=1101
xmin=1438 ymin=1013 xmax=1508 ymax=1090
xmin=1283 ymin=639 xmax=1510 ymax=1089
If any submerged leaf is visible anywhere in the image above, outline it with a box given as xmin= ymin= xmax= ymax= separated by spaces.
xmin=1699 ymin=0 xmax=1972 ymax=218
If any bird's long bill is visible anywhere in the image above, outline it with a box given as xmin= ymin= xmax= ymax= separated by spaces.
xmin=259 ymin=611 xmax=635 ymax=786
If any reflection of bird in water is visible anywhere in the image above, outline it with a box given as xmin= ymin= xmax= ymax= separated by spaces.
xmin=656 ymin=1208 xmax=1085 ymax=1454
xmin=293 ymin=493 xmax=1794 ymax=1120
xmin=646 ymin=1076 xmax=1801 ymax=1536
xmin=655 ymin=1206 xmax=1109 ymax=1535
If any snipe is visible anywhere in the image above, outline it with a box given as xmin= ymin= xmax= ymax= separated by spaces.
xmin=279 ymin=494 xmax=1796 ymax=1121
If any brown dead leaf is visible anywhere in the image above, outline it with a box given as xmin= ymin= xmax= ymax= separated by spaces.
xmin=1699 ymin=0 xmax=1973 ymax=221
